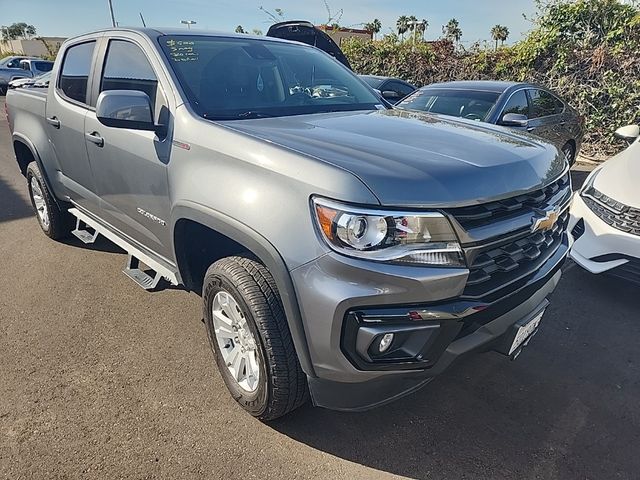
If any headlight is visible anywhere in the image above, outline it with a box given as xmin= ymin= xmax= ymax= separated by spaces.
xmin=312 ymin=197 xmax=465 ymax=266
xmin=580 ymin=166 xmax=602 ymax=195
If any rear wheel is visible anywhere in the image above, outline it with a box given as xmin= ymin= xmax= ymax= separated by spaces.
xmin=203 ymin=255 xmax=308 ymax=420
xmin=26 ymin=162 xmax=73 ymax=240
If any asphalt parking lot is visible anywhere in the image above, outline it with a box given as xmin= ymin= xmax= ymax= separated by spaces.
xmin=0 ymin=96 xmax=638 ymax=480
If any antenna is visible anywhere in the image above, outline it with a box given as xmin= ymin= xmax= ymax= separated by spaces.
xmin=139 ymin=12 xmax=147 ymax=27
xmin=107 ymin=0 xmax=116 ymax=27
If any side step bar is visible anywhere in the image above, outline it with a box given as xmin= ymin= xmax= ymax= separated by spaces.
xmin=68 ymin=208 xmax=179 ymax=290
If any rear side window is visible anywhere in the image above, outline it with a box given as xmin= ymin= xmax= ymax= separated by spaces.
xmin=58 ymin=41 xmax=96 ymax=104
xmin=100 ymin=40 xmax=158 ymax=106
xmin=33 ymin=62 xmax=53 ymax=72
xmin=501 ymin=90 xmax=529 ymax=119
xmin=529 ymin=89 xmax=558 ymax=118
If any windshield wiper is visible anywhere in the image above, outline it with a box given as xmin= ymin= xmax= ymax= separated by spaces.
xmin=203 ymin=111 xmax=277 ymax=120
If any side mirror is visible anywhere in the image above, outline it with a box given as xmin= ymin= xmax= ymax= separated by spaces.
xmin=499 ymin=113 xmax=529 ymax=127
xmin=381 ymin=90 xmax=402 ymax=102
xmin=614 ymin=124 xmax=639 ymax=143
xmin=96 ymin=90 xmax=159 ymax=132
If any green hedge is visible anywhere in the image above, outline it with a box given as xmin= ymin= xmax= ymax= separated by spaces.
xmin=342 ymin=0 xmax=640 ymax=158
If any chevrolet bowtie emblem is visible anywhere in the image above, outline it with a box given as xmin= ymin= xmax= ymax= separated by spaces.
xmin=531 ymin=207 xmax=560 ymax=233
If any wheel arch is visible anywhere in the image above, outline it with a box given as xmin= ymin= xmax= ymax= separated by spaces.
xmin=12 ymin=133 xmax=61 ymax=206
xmin=171 ymin=202 xmax=316 ymax=378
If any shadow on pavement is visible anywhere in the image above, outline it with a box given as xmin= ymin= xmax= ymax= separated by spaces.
xmin=570 ymin=169 xmax=590 ymax=189
xmin=0 ymin=175 xmax=32 ymax=224
xmin=272 ymin=269 xmax=640 ymax=479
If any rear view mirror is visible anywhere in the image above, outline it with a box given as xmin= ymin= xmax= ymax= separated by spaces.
xmin=614 ymin=124 xmax=639 ymax=143
xmin=96 ymin=90 xmax=159 ymax=132
xmin=499 ymin=113 xmax=529 ymax=127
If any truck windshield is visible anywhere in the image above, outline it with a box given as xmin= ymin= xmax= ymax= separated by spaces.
xmin=159 ymin=35 xmax=383 ymax=120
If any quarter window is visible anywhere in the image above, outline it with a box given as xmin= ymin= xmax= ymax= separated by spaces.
xmin=384 ymin=81 xmax=415 ymax=98
xmin=58 ymin=41 xmax=96 ymax=104
xmin=501 ymin=90 xmax=529 ymax=119
xmin=100 ymin=40 xmax=158 ymax=106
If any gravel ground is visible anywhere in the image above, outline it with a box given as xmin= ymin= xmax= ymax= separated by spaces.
xmin=0 ymin=97 xmax=638 ymax=479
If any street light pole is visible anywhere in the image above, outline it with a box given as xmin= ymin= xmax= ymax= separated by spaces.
xmin=107 ymin=0 xmax=116 ymax=27
xmin=181 ymin=20 xmax=197 ymax=30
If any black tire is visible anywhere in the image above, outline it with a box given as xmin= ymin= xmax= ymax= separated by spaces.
xmin=203 ymin=255 xmax=308 ymax=420
xmin=0 ymin=85 xmax=6 ymax=96
xmin=26 ymin=162 xmax=74 ymax=240
xmin=562 ymin=142 xmax=576 ymax=166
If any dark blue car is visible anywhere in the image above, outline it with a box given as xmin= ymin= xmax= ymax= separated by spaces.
xmin=397 ymin=80 xmax=584 ymax=165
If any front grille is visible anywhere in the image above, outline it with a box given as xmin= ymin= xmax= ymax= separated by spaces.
xmin=583 ymin=194 xmax=640 ymax=237
xmin=445 ymin=173 xmax=571 ymax=302
xmin=449 ymin=173 xmax=571 ymax=230
xmin=462 ymin=210 xmax=569 ymax=301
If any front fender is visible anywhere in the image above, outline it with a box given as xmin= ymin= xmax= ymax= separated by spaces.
xmin=171 ymin=201 xmax=316 ymax=378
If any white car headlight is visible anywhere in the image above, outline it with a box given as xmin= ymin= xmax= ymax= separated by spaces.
xmin=312 ymin=197 xmax=465 ymax=266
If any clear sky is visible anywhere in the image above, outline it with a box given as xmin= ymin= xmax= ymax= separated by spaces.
xmin=1 ymin=0 xmax=538 ymax=45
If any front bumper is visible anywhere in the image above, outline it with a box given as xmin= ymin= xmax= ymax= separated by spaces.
xmin=569 ymin=194 xmax=640 ymax=280
xmin=291 ymin=236 xmax=568 ymax=411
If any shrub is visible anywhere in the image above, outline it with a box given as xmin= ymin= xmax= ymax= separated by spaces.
xmin=342 ymin=0 xmax=640 ymax=158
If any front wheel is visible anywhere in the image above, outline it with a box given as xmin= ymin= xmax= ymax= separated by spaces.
xmin=203 ymin=255 xmax=308 ymax=420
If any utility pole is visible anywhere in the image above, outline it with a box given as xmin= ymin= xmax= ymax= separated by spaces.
xmin=107 ymin=0 xmax=116 ymax=27
xmin=181 ymin=20 xmax=197 ymax=29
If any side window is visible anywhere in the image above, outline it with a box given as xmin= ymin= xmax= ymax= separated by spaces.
xmin=553 ymin=95 xmax=565 ymax=114
xmin=385 ymin=81 xmax=415 ymax=98
xmin=501 ymin=90 xmax=529 ymax=119
xmin=58 ymin=41 xmax=96 ymax=104
xmin=529 ymin=89 xmax=557 ymax=118
xmin=100 ymin=40 xmax=158 ymax=107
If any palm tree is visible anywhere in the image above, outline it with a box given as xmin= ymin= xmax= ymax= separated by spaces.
xmin=443 ymin=18 xmax=462 ymax=44
xmin=490 ymin=24 xmax=509 ymax=50
xmin=235 ymin=25 xmax=246 ymax=34
xmin=369 ymin=18 xmax=382 ymax=40
xmin=396 ymin=15 xmax=409 ymax=40
xmin=407 ymin=15 xmax=418 ymax=42
xmin=415 ymin=19 xmax=428 ymax=41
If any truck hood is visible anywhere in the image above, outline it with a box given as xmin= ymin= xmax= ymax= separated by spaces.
xmin=223 ymin=109 xmax=565 ymax=207
xmin=593 ymin=140 xmax=640 ymax=208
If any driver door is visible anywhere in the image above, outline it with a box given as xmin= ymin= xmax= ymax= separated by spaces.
xmin=84 ymin=36 xmax=174 ymax=260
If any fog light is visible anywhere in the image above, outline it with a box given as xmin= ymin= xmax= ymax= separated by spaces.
xmin=378 ymin=333 xmax=394 ymax=353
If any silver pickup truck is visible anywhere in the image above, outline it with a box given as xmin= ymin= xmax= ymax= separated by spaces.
xmin=0 ymin=58 xmax=53 ymax=95
xmin=6 ymin=28 xmax=571 ymax=420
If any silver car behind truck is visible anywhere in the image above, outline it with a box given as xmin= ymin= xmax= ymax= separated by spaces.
xmin=6 ymin=28 xmax=571 ymax=419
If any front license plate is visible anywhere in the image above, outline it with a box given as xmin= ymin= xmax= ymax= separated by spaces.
xmin=508 ymin=309 xmax=544 ymax=355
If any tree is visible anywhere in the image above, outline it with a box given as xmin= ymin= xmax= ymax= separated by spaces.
xmin=252 ymin=28 xmax=263 ymax=35
xmin=414 ymin=19 xmax=428 ymax=41
xmin=1 ymin=22 xmax=37 ymax=41
xmin=396 ymin=15 xmax=409 ymax=39
xmin=490 ymin=24 xmax=509 ymax=49
xmin=323 ymin=0 xmax=343 ymax=26
xmin=443 ymin=18 xmax=462 ymax=44
xmin=235 ymin=25 xmax=246 ymax=34
xmin=364 ymin=18 xmax=382 ymax=39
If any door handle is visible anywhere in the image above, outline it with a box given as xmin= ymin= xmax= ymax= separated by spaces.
xmin=85 ymin=131 xmax=104 ymax=147
xmin=46 ymin=116 xmax=60 ymax=128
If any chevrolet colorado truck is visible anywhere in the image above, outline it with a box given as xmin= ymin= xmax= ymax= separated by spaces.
xmin=6 ymin=28 xmax=571 ymax=420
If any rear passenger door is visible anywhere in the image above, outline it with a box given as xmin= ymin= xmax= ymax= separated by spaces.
xmin=46 ymin=39 xmax=100 ymax=212
xmin=526 ymin=89 xmax=563 ymax=145
xmin=84 ymin=36 xmax=174 ymax=260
